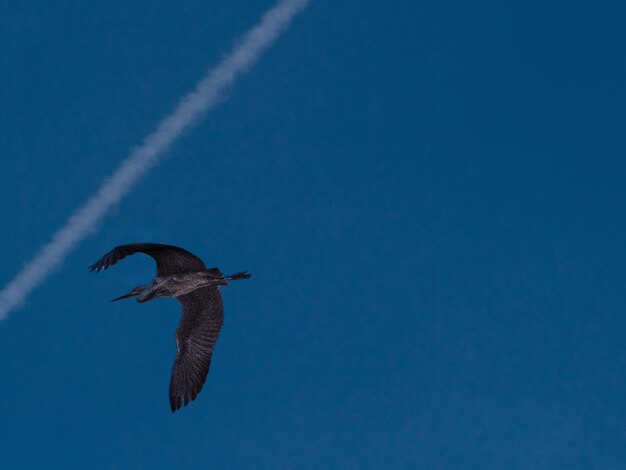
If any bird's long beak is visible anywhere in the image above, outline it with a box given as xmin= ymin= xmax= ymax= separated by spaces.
xmin=111 ymin=290 xmax=138 ymax=302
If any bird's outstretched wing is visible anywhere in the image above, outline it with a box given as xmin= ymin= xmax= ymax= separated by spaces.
xmin=89 ymin=243 xmax=206 ymax=277
xmin=169 ymin=285 xmax=224 ymax=412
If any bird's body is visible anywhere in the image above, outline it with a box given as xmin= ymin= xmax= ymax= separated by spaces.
xmin=89 ymin=243 xmax=250 ymax=412
xmin=113 ymin=270 xmax=229 ymax=302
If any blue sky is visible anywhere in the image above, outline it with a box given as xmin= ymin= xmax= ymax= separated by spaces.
xmin=1 ymin=0 xmax=626 ymax=468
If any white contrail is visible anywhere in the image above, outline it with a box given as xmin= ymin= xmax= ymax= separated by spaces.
xmin=0 ymin=0 xmax=310 ymax=320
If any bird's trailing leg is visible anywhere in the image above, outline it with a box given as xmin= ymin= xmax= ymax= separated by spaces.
xmin=204 ymin=268 xmax=251 ymax=284
xmin=224 ymin=271 xmax=252 ymax=281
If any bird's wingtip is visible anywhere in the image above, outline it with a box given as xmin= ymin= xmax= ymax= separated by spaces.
xmin=170 ymin=398 xmax=181 ymax=413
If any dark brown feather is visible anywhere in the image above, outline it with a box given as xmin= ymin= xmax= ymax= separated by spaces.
xmin=169 ymin=285 xmax=224 ymax=412
xmin=89 ymin=243 xmax=206 ymax=277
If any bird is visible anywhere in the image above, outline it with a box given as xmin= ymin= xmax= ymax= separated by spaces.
xmin=89 ymin=243 xmax=251 ymax=412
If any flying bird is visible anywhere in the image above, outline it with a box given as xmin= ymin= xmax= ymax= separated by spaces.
xmin=89 ymin=243 xmax=251 ymax=412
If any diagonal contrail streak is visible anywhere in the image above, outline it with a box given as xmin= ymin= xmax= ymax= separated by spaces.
xmin=0 ymin=0 xmax=310 ymax=320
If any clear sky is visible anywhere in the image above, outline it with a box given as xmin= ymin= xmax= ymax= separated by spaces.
xmin=1 ymin=0 xmax=625 ymax=468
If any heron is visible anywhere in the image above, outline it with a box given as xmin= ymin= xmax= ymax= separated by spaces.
xmin=89 ymin=243 xmax=251 ymax=412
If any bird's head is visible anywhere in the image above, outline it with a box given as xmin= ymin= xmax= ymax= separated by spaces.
xmin=112 ymin=285 xmax=147 ymax=302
